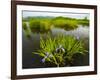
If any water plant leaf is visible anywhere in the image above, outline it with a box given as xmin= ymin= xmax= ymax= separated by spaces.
xmin=32 ymin=33 xmax=88 ymax=67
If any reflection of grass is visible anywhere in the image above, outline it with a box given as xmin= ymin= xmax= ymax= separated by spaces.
xmin=22 ymin=22 xmax=28 ymax=30
xmin=22 ymin=22 xmax=31 ymax=38
xmin=33 ymin=34 xmax=88 ymax=67
xmin=23 ymin=29 xmax=31 ymax=38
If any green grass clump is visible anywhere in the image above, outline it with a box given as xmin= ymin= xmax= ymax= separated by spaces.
xmin=33 ymin=34 xmax=88 ymax=67
xmin=29 ymin=19 xmax=52 ymax=33
xmin=40 ymin=19 xmax=52 ymax=32
xmin=29 ymin=19 xmax=40 ymax=32
xmin=53 ymin=17 xmax=78 ymax=30
xmin=64 ymin=20 xmax=78 ymax=30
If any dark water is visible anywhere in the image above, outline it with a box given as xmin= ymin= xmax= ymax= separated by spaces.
xmin=22 ymin=23 xmax=89 ymax=69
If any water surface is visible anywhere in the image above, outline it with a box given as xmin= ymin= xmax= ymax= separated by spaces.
xmin=22 ymin=23 xmax=89 ymax=68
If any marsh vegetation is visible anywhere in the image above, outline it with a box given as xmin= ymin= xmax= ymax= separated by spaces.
xmin=22 ymin=16 xmax=89 ymax=68
xmin=23 ymin=16 xmax=89 ymax=33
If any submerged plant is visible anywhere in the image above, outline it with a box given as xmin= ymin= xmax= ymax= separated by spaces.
xmin=32 ymin=34 xmax=88 ymax=67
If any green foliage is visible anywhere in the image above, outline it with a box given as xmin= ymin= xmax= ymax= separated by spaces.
xmin=23 ymin=16 xmax=89 ymax=33
xmin=29 ymin=19 xmax=40 ymax=30
xmin=77 ymin=19 xmax=89 ymax=26
xmin=33 ymin=34 xmax=88 ymax=67
xmin=22 ymin=22 xmax=28 ymax=30
xmin=29 ymin=19 xmax=52 ymax=33
xmin=53 ymin=17 xmax=78 ymax=30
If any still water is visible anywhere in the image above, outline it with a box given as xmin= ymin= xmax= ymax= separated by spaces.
xmin=22 ymin=23 xmax=89 ymax=69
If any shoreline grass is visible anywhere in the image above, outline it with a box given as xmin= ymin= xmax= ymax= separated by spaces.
xmin=22 ymin=16 xmax=89 ymax=32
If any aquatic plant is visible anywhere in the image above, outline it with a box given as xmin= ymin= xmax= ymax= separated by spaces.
xmin=32 ymin=34 xmax=88 ymax=67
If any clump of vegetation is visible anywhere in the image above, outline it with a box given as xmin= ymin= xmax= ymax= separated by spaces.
xmin=32 ymin=34 xmax=88 ymax=67
xmin=77 ymin=17 xmax=89 ymax=26
xmin=29 ymin=19 xmax=40 ymax=31
xmin=53 ymin=17 xmax=78 ymax=30
xmin=29 ymin=19 xmax=52 ymax=33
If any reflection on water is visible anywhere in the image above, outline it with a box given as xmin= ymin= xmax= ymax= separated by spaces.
xmin=22 ymin=23 xmax=89 ymax=68
xmin=51 ymin=25 xmax=89 ymax=39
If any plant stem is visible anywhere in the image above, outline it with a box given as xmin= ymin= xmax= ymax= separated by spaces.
xmin=52 ymin=54 xmax=59 ymax=67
